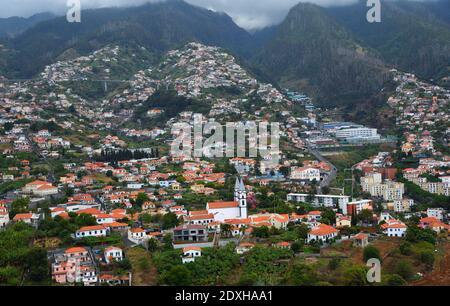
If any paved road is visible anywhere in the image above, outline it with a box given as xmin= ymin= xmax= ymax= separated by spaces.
xmin=306 ymin=143 xmax=337 ymax=194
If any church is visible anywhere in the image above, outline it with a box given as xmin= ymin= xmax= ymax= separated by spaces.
xmin=206 ymin=177 xmax=247 ymax=222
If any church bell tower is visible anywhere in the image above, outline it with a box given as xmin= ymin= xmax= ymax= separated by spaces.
xmin=234 ymin=177 xmax=247 ymax=218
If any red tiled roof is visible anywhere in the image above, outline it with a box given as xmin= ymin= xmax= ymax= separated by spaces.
xmin=207 ymin=201 xmax=239 ymax=209
xmin=78 ymin=225 xmax=106 ymax=232
xmin=309 ymin=224 xmax=338 ymax=236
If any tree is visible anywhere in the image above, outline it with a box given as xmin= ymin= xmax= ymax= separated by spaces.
xmin=420 ymin=251 xmax=435 ymax=268
xmin=139 ymin=213 xmax=153 ymax=224
xmin=291 ymin=240 xmax=304 ymax=253
xmin=286 ymin=263 xmax=318 ymax=285
xmin=252 ymin=226 xmax=270 ymax=238
xmin=220 ymin=224 xmax=233 ymax=238
xmin=405 ymin=226 xmax=436 ymax=245
xmin=384 ymin=274 xmax=407 ymax=286
xmin=328 ymin=258 xmax=341 ymax=270
xmin=363 ymin=245 xmax=381 ymax=262
xmin=320 ymin=208 xmax=336 ymax=225
xmin=135 ymin=193 xmax=149 ymax=208
xmin=74 ymin=213 xmax=97 ymax=227
xmin=343 ymin=266 xmax=368 ymax=286
xmin=357 ymin=209 xmax=373 ymax=225
xmin=147 ymin=238 xmax=159 ymax=252
xmin=394 ymin=260 xmax=414 ymax=281
xmin=162 ymin=265 xmax=192 ymax=286
xmin=24 ymin=247 xmax=49 ymax=282
xmin=162 ymin=212 xmax=180 ymax=230
xmin=295 ymin=223 xmax=309 ymax=240
xmin=10 ymin=197 xmax=30 ymax=218
xmin=399 ymin=242 xmax=412 ymax=256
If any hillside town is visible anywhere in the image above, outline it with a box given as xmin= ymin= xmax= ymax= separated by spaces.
xmin=0 ymin=42 xmax=449 ymax=287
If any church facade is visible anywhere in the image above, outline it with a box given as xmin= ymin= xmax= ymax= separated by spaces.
xmin=206 ymin=177 xmax=247 ymax=222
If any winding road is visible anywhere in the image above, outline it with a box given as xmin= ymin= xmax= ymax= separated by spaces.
xmin=306 ymin=143 xmax=337 ymax=194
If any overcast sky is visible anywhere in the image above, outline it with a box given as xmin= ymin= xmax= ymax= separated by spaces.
xmin=0 ymin=0 xmax=433 ymax=30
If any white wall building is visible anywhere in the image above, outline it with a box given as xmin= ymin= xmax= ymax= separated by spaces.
xmin=290 ymin=167 xmax=321 ymax=182
xmin=104 ymin=246 xmax=123 ymax=264
xmin=427 ymin=208 xmax=445 ymax=221
xmin=75 ymin=225 xmax=108 ymax=239
xmin=206 ymin=177 xmax=247 ymax=222
xmin=182 ymin=246 xmax=202 ymax=264
xmin=287 ymin=193 xmax=350 ymax=214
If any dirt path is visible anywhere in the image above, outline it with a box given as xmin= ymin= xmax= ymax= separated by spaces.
xmin=412 ymin=242 xmax=450 ymax=286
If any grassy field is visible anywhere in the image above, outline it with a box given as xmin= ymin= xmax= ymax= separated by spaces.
xmin=127 ymin=247 xmax=157 ymax=286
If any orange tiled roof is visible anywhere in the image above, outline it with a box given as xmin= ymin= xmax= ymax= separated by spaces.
xmin=309 ymin=224 xmax=338 ymax=236
xmin=207 ymin=201 xmax=239 ymax=209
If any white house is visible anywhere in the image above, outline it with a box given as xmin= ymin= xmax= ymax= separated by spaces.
xmin=0 ymin=211 xmax=10 ymax=228
xmin=381 ymin=220 xmax=407 ymax=237
xmin=23 ymin=180 xmax=58 ymax=196
xmin=290 ymin=167 xmax=320 ymax=182
xmin=75 ymin=225 xmax=108 ymax=239
xmin=235 ymin=242 xmax=255 ymax=254
xmin=104 ymin=246 xmax=123 ymax=264
xmin=182 ymin=246 xmax=202 ymax=264
xmin=13 ymin=213 xmax=40 ymax=227
xmin=96 ymin=214 xmax=115 ymax=224
xmin=427 ymin=208 xmax=445 ymax=220
xmin=307 ymin=223 xmax=338 ymax=243
xmin=128 ymin=227 xmax=148 ymax=244
xmin=185 ymin=213 xmax=215 ymax=226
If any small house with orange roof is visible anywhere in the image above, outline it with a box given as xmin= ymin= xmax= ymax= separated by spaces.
xmin=275 ymin=241 xmax=291 ymax=249
xmin=104 ymin=246 xmax=123 ymax=264
xmin=182 ymin=246 xmax=202 ymax=264
xmin=380 ymin=219 xmax=407 ymax=237
xmin=128 ymin=227 xmax=147 ymax=244
xmin=13 ymin=212 xmax=40 ymax=227
xmin=307 ymin=223 xmax=339 ymax=243
xmin=236 ymin=242 xmax=255 ymax=254
xmin=352 ymin=232 xmax=369 ymax=248
xmin=75 ymin=225 xmax=108 ymax=239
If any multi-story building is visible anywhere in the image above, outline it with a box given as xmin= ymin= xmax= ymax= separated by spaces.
xmin=361 ymin=173 xmax=404 ymax=201
xmin=290 ymin=166 xmax=321 ymax=182
xmin=287 ymin=193 xmax=350 ymax=214
xmin=51 ymin=247 xmax=97 ymax=286
xmin=392 ymin=198 xmax=414 ymax=213
xmin=335 ymin=127 xmax=380 ymax=141
xmin=173 ymin=225 xmax=208 ymax=243
xmin=427 ymin=208 xmax=445 ymax=221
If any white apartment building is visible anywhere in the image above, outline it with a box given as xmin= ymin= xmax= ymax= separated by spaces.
xmin=287 ymin=193 xmax=350 ymax=214
xmin=393 ymin=198 xmax=414 ymax=213
xmin=290 ymin=166 xmax=321 ymax=182
xmin=361 ymin=173 xmax=404 ymax=201
xmin=335 ymin=127 xmax=380 ymax=140
xmin=427 ymin=208 xmax=445 ymax=221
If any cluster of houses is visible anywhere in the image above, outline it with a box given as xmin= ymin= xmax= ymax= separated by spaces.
xmin=388 ymin=71 xmax=449 ymax=158
xmin=49 ymin=245 xmax=130 ymax=286
xmin=402 ymin=157 xmax=450 ymax=197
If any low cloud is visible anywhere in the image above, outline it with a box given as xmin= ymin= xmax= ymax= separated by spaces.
xmin=0 ymin=0 xmax=437 ymax=30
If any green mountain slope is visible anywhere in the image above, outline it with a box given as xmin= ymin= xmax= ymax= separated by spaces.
xmin=7 ymin=0 xmax=251 ymax=78
xmin=0 ymin=13 xmax=55 ymax=38
xmin=327 ymin=0 xmax=450 ymax=81
xmin=254 ymin=3 xmax=389 ymax=106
